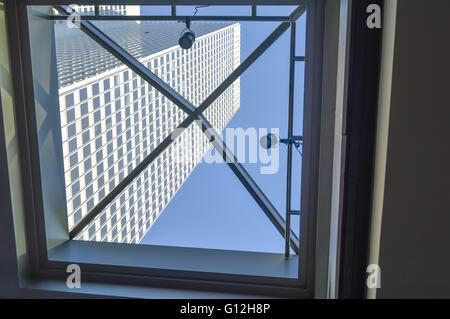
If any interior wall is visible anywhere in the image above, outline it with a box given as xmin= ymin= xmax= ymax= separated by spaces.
xmin=28 ymin=5 xmax=69 ymax=251
xmin=374 ymin=0 xmax=450 ymax=298
xmin=0 ymin=0 xmax=30 ymax=297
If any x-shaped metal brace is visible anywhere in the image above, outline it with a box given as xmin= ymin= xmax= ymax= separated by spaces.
xmin=54 ymin=5 xmax=306 ymax=255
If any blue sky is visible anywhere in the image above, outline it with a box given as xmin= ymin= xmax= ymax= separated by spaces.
xmin=139 ymin=5 xmax=306 ymax=254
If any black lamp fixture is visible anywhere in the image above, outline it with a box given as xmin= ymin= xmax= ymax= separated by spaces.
xmin=179 ymin=17 xmax=195 ymax=50
xmin=260 ymin=133 xmax=303 ymax=156
xmin=260 ymin=133 xmax=279 ymax=149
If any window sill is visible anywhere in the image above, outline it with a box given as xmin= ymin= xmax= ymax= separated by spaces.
xmin=21 ymin=277 xmax=267 ymax=299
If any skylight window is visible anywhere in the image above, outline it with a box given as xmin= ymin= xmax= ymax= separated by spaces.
xmin=19 ymin=2 xmax=333 ymax=297
xmin=1 ymin=0 xmax=374 ymax=298
xmin=44 ymin=4 xmax=307 ymax=257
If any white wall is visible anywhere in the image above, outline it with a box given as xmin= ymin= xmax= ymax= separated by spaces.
xmin=369 ymin=0 xmax=450 ymax=298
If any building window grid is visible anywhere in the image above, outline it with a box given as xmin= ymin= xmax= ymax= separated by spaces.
xmin=79 ymin=93 xmax=229 ymax=243
xmin=82 ymin=93 xmax=232 ymax=243
xmin=61 ymin=26 xmax=239 ymax=242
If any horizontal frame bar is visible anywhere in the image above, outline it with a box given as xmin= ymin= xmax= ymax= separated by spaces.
xmin=26 ymin=0 xmax=304 ymax=5
xmin=50 ymin=15 xmax=292 ymax=22
xmin=46 ymin=241 xmax=306 ymax=297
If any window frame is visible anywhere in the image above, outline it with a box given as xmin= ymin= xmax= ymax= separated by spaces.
xmin=3 ymin=0 xmax=334 ymax=298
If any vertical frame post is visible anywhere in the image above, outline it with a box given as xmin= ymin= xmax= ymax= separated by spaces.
xmin=298 ymin=0 xmax=325 ymax=292
xmin=285 ymin=22 xmax=296 ymax=257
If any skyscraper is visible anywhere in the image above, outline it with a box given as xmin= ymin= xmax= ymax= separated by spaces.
xmin=57 ymin=5 xmax=141 ymax=17
xmin=56 ymin=20 xmax=241 ymax=243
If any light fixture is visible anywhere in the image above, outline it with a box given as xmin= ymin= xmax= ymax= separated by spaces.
xmin=179 ymin=17 xmax=195 ymax=50
xmin=260 ymin=133 xmax=303 ymax=156
xmin=260 ymin=133 xmax=279 ymax=149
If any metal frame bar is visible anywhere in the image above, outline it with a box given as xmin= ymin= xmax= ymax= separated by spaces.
xmin=49 ymin=2 xmax=308 ymax=22
xmin=27 ymin=0 xmax=303 ymax=3
xmin=58 ymin=4 xmax=307 ymax=252
xmin=50 ymin=14 xmax=292 ymax=22
xmin=284 ymin=22 xmax=297 ymax=257
xmin=298 ymin=0 xmax=325 ymax=291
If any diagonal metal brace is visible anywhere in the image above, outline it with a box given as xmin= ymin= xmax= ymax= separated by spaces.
xmin=198 ymin=115 xmax=299 ymax=253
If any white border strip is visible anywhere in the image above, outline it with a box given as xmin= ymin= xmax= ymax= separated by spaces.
xmin=367 ymin=0 xmax=398 ymax=300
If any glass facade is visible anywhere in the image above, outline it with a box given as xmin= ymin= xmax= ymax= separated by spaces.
xmin=56 ymin=19 xmax=241 ymax=243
